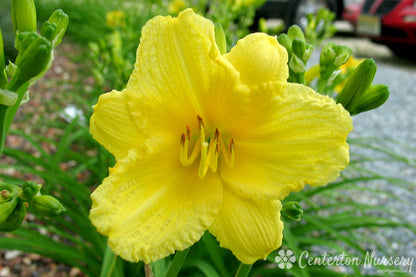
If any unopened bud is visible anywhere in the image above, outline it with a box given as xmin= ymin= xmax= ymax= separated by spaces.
xmin=0 ymin=89 xmax=18 ymax=106
xmin=334 ymin=51 xmax=351 ymax=67
xmin=289 ymin=55 xmax=306 ymax=73
xmin=11 ymin=0 xmax=37 ymax=33
xmin=0 ymin=183 xmax=19 ymax=226
xmin=350 ymin=84 xmax=389 ymax=115
xmin=287 ymin=25 xmax=305 ymax=41
xmin=214 ymin=23 xmax=227 ymax=55
xmin=282 ymin=201 xmax=303 ymax=221
xmin=14 ymin=36 xmax=52 ymax=82
xmin=277 ymin=34 xmax=292 ymax=55
xmin=40 ymin=22 xmax=57 ymax=42
xmin=31 ymin=195 xmax=66 ymax=217
xmin=45 ymin=9 xmax=68 ymax=48
xmin=336 ymin=59 xmax=377 ymax=112
xmin=291 ymin=39 xmax=306 ymax=58
xmin=21 ymin=181 xmax=41 ymax=201
xmin=0 ymin=199 xmax=26 ymax=231
xmin=322 ymin=44 xmax=336 ymax=61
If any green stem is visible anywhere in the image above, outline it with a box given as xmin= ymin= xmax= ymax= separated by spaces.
xmin=4 ymin=76 xmax=29 ymax=134
xmin=100 ymin=245 xmax=118 ymax=277
xmin=234 ymin=263 xmax=252 ymax=277
xmin=164 ymin=247 xmax=191 ymax=277
xmin=0 ymin=105 xmax=8 ymax=155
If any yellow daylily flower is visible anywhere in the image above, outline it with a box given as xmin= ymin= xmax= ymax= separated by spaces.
xmin=89 ymin=9 xmax=353 ymax=264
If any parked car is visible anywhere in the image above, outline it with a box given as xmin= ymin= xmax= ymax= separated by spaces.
xmin=343 ymin=0 xmax=416 ymax=58
xmin=256 ymin=0 xmax=345 ymax=29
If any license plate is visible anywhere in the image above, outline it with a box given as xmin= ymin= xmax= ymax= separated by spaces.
xmin=357 ymin=15 xmax=381 ymax=36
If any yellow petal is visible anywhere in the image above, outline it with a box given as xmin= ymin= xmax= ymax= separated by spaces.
xmin=224 ymin=33 xmax=289 ymax=86
xmin=209 ymin=186 xmax=283 ymax=264
xmin=221 ymin=82 xmax=353 ymax=199
xmin=90 ymin=148 xmax=222 ymax=263
xmin=90 ymin=90 xmax=143 ymax=160
xmin=125 ymin=9 xmax=245 ymax=138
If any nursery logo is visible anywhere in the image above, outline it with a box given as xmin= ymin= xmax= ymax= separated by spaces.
xmin=273 ymin=249 xmax=414 ymax=273
xmin=274 ymin=249 xmax=296 ymax=269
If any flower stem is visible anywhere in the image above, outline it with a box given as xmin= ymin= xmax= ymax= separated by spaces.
xmin=100 ymin=245 xmax=118 ymax=277
xmin=234 ymin=263 xmax=252 ymax=277
xmin=164 ymin=247 xmax=191 ymax=277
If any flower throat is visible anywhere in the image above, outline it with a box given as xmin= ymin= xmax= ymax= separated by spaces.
xmin=180 ymin=115 xmax=235 ymax=178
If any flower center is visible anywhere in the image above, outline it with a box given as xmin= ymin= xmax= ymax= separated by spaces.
xmin=180 ymin=115 xmax=235 ymax=178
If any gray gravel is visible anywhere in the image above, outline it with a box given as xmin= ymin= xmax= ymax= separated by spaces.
xmin=310 ymin=36 xmax=416 ymax=275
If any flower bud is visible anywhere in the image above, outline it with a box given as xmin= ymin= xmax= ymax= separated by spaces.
xmin=0 ymin=183 xmax=19 ymax=224
xmin=40 ymin=22 xmax=57 ymax=42
xmin=0 ymin=199 xmax=26 ymax=231
xmin=287 ymin=25 xmax=305 ymax=42
xmin=336 ymin=59 xmax=377 ymax=112
xmin=291 ymin=38 xmax=306 ymax=58
xmin=14 ymin=36 xmax=52 ymax=83
xmin=214 ymin=23 xmax=227 ymax=55
xmin=282 ymin=201 xmax=303 ymax=221
xmin=14 ymin=31 xmax=38 ymax=54
xmin=350 ymin=84 xmax=389 ymax=115
xmin=0 ymin=89 xmax=18 ymax=106
xmin=289 ymin=55 xmax=306 ymax=73
xmin=45 ymin=9 xmax=68 ymax=48
xmin=334 ymin=51 xmax=351 ymax=67
xmin=322 ymin=43 xmax=336 ymax=61
xmin=11 ymin=0 xmax=37 ymax=33
xmin=277 ymin=34 xmax=292 ymax=55
xmin=21 ymin=181 xmax=41 ymax=201
xmin=31 ymin=195 xmax=66 ymax=217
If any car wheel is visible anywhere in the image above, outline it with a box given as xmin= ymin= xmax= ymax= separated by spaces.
xmin=284 ymin=0 xmax=338 ymax=29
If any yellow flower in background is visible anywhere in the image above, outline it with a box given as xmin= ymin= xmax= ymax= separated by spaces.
xmin=106 ymin=10 xmax=126 ymax=29
xmin=168 ymin=0 xmax=187 ymax=14
xmin=89 ymin=9 xmax=352 ymax=264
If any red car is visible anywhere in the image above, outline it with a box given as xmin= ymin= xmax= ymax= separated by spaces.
xmin=343 ymin=0 xmax=416 ymax=58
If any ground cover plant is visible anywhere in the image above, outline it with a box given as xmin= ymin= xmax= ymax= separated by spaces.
xmin=0 ymin=0 xmax=414 ymax=276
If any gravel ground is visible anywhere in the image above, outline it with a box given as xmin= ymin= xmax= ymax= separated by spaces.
xmin=313 ymin=35 xmax=416 ymax=275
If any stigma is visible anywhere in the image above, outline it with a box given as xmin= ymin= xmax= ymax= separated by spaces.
xmin=180 ymin=115 xmax=235 ymax=178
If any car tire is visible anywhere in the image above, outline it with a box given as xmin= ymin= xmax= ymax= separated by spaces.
xmin=284 ymin=0 xmax=338 ymax=29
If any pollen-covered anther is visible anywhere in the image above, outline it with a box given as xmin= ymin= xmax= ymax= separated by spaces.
xmin=180 ymin=116 xmax=235 ymax=178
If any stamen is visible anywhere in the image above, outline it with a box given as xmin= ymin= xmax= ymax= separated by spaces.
xmin=180 ymin=117 xmax=235 ymax=177
xmin=198 ymin=142 xmax=209 ymax=178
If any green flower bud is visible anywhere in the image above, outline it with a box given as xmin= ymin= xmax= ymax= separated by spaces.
xmin=14 ymin=36 xmax=52 ymax=83
xmin=282 ymin=201 xmax=303 ymax=221
xmin=0 ymin=89 xmax=18 ymax=106
xmin=21 ymin=181 xmax=41 ymax=201
xmin=291 ymin=38 xmax=306 ymax=58
xmin=31 ymin=195 xmax=66 ymax=217
xmin=277 ymin=34 xmax=292 ymax=55
xmin=336 ymin=59 xmax=377 ymax=112
xmin=350 ymin=84 xmax=389 ymax=115
xmin=45 ymin=10 xmax=68 ymax=48
xmin=14 ymin=31 xmax=38 ymax=54
xmin=40 ymin=22 xmax=57 ymax=42
xmin=288 ymin=25 xmax=305 ymax=42
xmin=11 ymin=0 xmax=37 ymax=33
xmin=289 ymin=55 xmax=306 ymax=73
xmin=214 ymin=23 xmax=227 ymax=55
xmin=0 ymin=183 xmax=19 ymax=224
xmin=0 ymin=199 xmax=26 ymax=231
xmin=322 ymin=43 xmax=336 ymax=61
xmin=333 ymin=51 xmax=351 ymax=67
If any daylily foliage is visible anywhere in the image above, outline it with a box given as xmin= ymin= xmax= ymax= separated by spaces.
xmin=89 ymin=9 xmax=352 ymax=265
